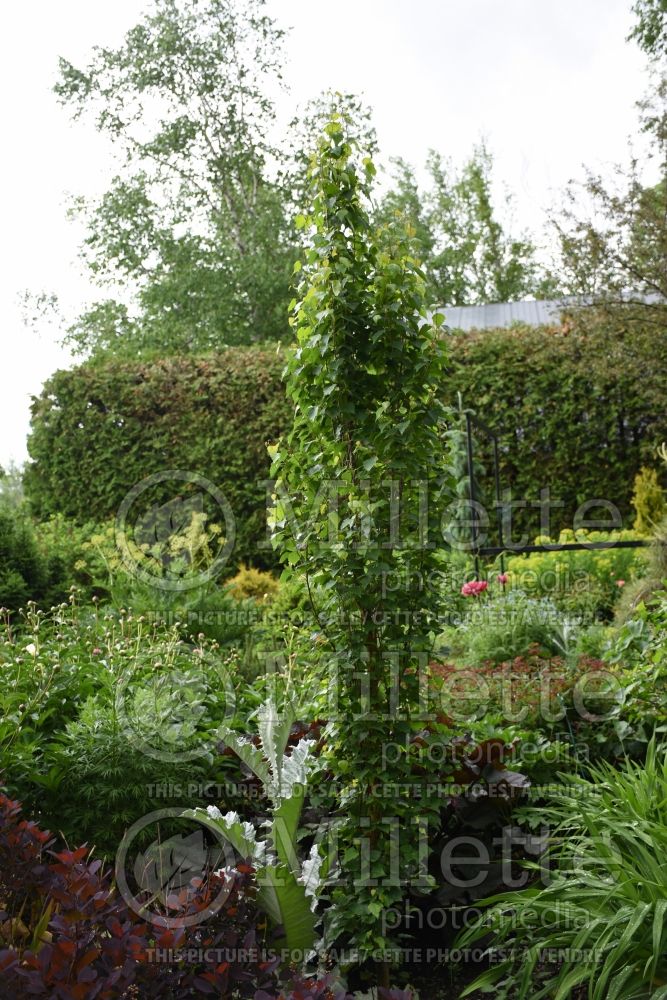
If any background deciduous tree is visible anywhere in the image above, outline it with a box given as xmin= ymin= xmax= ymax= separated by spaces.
xmin=56 ymin=0 xmax=295 ymax=356
xmin=629 ymin=0 xmax=667 ymax=60
xmin=551 ymin=76 xmax=667 ymax=329
xmin=550 ymin=0 xmax=667 ymax=327
xmin=376 ymin=145 xmax=555 ymax=306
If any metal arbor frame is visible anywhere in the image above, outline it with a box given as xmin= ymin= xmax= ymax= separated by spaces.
xmin=462 ymin=412 xmax=649 ymax=580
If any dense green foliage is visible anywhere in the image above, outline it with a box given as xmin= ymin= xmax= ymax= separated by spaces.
xmin=56 ymin=0 xmax=296 ymax=354
xmin=447 ymin=321 xmax=667 ymax=537
xmin=270 ymin=109 xmax=454 ymax=967
xmin=25 ymin=349 xmax=291 ymax=569
xmin=6 ymin=436 xmax=667 ymax=997
xmin=0 ymin=508 xmax=71 ymax=611
xmin=458 ymin=738 xmax=667 ymax=999
xmin=0 ymin=601 xmax=257 ymax=855
xmin=631 ymin=465 xmax=666 ymax=534
xmin=26 ymin=320 xmax=667 ymax=562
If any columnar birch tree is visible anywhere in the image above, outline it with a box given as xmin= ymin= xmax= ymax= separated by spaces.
xmin=270 ymin=108 xmax=454 ymax=979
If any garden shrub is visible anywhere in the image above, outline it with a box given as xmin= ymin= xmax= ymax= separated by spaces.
xmin=25 ymin=349 xmax=292 ymax=570
xmin=0 ymin=792 xmax=348 ymax=999
xmin=227 ymin=563 xmax=280 ymax=603
xmin=446 ymin=320 xmax=667 ymax=540
xmin=0 ymin=792 xmax=140 ymax=999
xmin=264 ymin=113 xmax=533 ymax=994
xmin=268 ymin=110 xmax=457 ymax=972
xmin=0 ymin=509 xmax=70 ymax=611
xmin=457 ymin=740 xmax=667 ymax=999
xmin=40 ymin=696 xmax=219 ymax=856
xmin=24 ymin=323 xmax=667 ymax=569
xmin=631 ymin=465 xmax=666 ymax=534
xmin=504 ymin=528 xmax=647 ymax=617
xmin=615 ymin=446 xmax=667 ymax=618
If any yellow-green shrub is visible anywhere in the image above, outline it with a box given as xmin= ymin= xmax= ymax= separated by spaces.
xmin=505 ymin=528 xmax=647 ymax=615
xmin=227 ymin=563 xmax=280 ymax=603
xmin=631 ymin=466 xmax=666 ymax=535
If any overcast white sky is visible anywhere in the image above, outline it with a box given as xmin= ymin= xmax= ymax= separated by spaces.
xmin=0 ymin=0 xmax=649 ymax=467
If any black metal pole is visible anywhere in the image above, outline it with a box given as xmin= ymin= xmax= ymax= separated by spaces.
xmin=476 ymin=539 xmax=650 ymax=557
xmin=492 ymin=434 xmax=505 ymax=575
xmin=464 ymin=411 xmax=480 ymax=579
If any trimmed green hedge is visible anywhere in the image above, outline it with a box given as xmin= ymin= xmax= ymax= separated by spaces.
xmin=25 ymin=323 xmax=667 ymax=566
xmin=446 ymin=321 xmax=667 ymax=539
xmin=25 ymin=350 xmax=291 ymax=569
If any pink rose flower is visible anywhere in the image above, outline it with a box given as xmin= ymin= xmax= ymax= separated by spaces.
xmin=497 ymin=573 xmax=509 ymax=585
xmin=461 ymin=580 xmax=488 ymax=597
xmin=616 ymin=579 xmax=626 ymax=587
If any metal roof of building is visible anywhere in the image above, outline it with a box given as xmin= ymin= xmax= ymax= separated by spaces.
xmin=441 ymin=298 xmax=566 ymax=331
xmin=440 ymin=293 xmax=661 ymax=331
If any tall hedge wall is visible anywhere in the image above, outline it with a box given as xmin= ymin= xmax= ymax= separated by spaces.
xmin=446 ymin=321 xmax=667 ymax=539
xmin=25 ymin=350 xmax=291 ymax=569
xmin=25 ymin=323 xmax=667 ymax=566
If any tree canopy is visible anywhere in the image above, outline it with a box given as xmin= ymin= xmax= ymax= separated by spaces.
xmin=377 ymin=146 xmax=555 ymax=306
xmin=56 ymin=0 xmax=295 ymax=356
xmin=552 ymin=75 xmax=667 ymax=330
xmin=629 ymin=0 xmax=667 ymax=60
xmin=54 ymin=0 xmax=555 ymax=358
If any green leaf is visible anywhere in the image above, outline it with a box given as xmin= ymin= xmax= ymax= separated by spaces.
xmin=217 ymin=728 xmax=270 ymax=787
xmin=256 ymin=864 xmax=317 ymax=956
xmin=271 ymin=784 xmax=305 ymax=874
